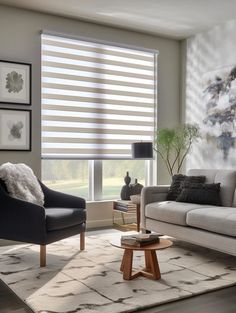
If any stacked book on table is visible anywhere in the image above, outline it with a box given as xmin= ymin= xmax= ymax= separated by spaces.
xmin=121 ymin=234 xmax=160 ymax=247
xmin=115 ymin=200 xmax=137 ymax=212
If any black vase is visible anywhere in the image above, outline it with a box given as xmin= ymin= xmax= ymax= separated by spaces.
xmin=120 ymin=172 xmax=132 ymax=200
xmin=131 ymin=178 xmax=143 ymax=195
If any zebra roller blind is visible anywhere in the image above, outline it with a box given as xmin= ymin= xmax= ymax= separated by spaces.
xmin=41 ymin=34 xmax=157 ymax=159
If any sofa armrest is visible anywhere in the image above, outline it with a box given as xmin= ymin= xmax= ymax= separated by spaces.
xmin=141 ymin=185 xmax=169 ymax=230
xmin=0 ymin=194 xmax=47 ymax=244
xmin=40 ymin=181 xmax=86 ymax=210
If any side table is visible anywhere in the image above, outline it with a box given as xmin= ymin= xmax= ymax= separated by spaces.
xmin=113 ymin=201 xmax=140 ymax=232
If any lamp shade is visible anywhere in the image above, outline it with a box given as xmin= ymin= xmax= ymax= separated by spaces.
xmin=132 ymin=142 xmax=153 ymax=159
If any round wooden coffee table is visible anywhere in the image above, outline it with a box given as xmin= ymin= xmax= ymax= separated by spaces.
xmin=111 ymin=238 xmax=172 ymax=280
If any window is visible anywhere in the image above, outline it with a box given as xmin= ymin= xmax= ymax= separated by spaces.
xmin=42 ymin=160 xmax=89 ymax=199
xmin=103 ymin=160 xmax=145 ymax=200
xmin=41 ymin=33 xmax=157 ymax=200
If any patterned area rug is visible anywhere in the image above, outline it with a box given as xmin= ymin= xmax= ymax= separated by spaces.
xmin=0 ymin=232 xmax=236 ymax=313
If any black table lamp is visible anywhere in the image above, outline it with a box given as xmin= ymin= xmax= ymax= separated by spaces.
xmin=132 ymin=142 xmax=153 ymax=159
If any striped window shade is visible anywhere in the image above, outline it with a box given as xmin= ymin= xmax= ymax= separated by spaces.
xmin=41 ymin=34 xmax=157 ymax=159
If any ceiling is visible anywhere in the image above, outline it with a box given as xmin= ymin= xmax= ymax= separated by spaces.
xmin=0 ymin=0 xmax=236 ymax=39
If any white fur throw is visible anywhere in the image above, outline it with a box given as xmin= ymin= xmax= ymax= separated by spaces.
xmin=0 ymin=162 xmax=44 ymax=206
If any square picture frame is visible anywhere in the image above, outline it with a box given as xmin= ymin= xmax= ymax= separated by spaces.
xmin=0 ymin=108 xmax=31 ymax=151
xmin=0 ymin=60 xmax=31 ymax=105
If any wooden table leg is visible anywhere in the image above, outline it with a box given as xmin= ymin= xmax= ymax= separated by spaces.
xmin=150 ymin=250 xmax=161 ymax=279
xmin=122 ymin=249 xmax=133 ymax=280
xmin=121 ymin=212 xmax=125 ymax=224
xmin=119 ymin=249 xmax=161 ymax=281
xmin=120 ymin=251 xmax=125 ymax=272
xmin=143 ymin=250 xmax=161 ymax=280
xmin=144 ymin=250 xmax=151 ymax=271
xmin=112 ymin=206 xmax=115 ymax=225
xmin=136 ymin=204 xmax=140 ymax=232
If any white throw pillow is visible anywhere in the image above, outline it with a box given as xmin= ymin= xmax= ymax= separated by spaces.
xmin=0 ymin=162 xmax=44 ymax=206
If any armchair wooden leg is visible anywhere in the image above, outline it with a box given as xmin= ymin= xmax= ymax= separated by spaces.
xmin=80 ymin=232 xmax=85 ymax=251
xmin=40 ymin=245 xmax=46 ymax=267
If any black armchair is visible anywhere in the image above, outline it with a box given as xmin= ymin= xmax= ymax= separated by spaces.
xmin=0 ymin=179 xmax=86 ymax=267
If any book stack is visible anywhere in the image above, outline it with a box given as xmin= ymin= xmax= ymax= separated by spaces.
xmin=115 ymin=200 xmax=137 ymax=212
xmin=121 ymin=234 xmax=160 ymax=247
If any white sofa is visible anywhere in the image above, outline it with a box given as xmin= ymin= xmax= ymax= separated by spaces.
xmin=141 ymin=169 xmax=236 ymax=256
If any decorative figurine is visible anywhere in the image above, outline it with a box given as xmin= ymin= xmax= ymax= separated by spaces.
xmin=120 ymin=171 xmax=132 ymax=200
xmin=131 ymin=178 xmax=143 ymax=195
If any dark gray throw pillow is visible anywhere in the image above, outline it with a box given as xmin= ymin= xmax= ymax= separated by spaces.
xmin=176 ymin=182 xmax=221 ymax=206
xmin=166 ymin=174 xmax=206 ymax=201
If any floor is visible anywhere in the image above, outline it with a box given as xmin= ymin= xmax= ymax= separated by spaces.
xmin=0 ymin=279 xmax=33 ymax=313
xmin=0 ymin=229 xmax=236 ymax=313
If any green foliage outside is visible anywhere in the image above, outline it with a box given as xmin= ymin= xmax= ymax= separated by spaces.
xmin=42 ymin=159 xmax=88 ymax=181
xmin=42 ymin=159 xmax=145 ymax=200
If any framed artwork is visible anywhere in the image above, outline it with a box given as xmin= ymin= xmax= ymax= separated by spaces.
xmin=0 ymin=109 xmax=31 ymax=151
xmin=202 ymin=65 xmax=236 ymax=163
xmin=0 ymin=60 xmax=31 ymax=105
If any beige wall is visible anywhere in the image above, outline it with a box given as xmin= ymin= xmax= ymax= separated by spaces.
xmin=0 ymin=5 xmax=180 ymax=184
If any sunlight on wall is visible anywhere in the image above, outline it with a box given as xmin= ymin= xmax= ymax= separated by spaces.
xmin=185 ymin=19 xmax=236 ymax=170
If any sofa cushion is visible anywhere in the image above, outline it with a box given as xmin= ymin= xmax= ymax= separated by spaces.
xmin=145 ymin=201 xmax=209 ymax=226
xmin=45 ymin=208 xmax=86 ymax=231
xmin=176 ymin=183 xmax=222 ymax=206
xmin=187 ymin=169 xmax=236 ymax=207
xmin=186 ymin=207 xmax=236 ymax=237
xmin=166 ymin=174 xmax=206 ymax=201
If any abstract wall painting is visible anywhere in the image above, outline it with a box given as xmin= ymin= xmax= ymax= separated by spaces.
xmin=0 ymin=61 xmax=31 ymax=105
xmin=202 ymin=65 xmax=236 ymax=162
xmin=0 ymin=109 xmax=31 ymax=151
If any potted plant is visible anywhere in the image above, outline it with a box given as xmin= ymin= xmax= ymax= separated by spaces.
xmin=153 ymin=124 xmax=200 ymax=176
